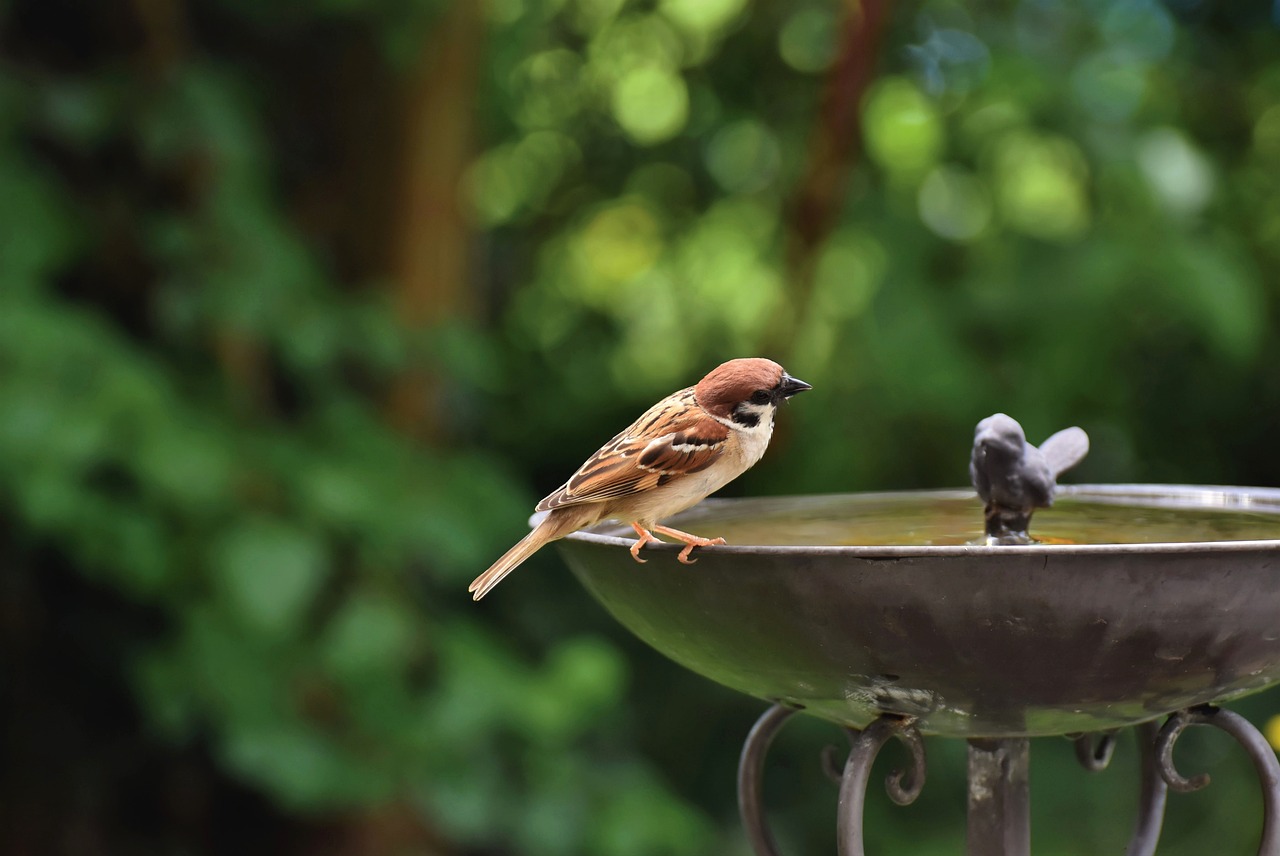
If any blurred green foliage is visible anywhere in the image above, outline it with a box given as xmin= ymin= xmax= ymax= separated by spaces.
xmin=1 ymin=0 xmax=1279 ymax=853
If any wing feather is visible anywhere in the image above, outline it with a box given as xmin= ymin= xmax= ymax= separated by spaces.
xmin=535 ymin=389 xmax=728 ymax=512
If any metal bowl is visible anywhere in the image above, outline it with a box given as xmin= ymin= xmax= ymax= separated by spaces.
xmin=554 ymin=485 xmax=1280 ymax=737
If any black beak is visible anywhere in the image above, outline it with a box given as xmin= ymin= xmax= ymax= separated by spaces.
xmin=776 ymin=373 xmax=812 ymax=400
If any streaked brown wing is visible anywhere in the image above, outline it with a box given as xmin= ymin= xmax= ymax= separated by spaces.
xmin=535 ymin=390 xmax=728 ymax=511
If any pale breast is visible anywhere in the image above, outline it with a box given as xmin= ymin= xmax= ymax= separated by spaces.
xmin=732 ymin=417 xmax=775 ymax=469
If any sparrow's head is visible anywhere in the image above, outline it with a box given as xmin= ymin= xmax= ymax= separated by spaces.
xmin=973 ymin=413 xmax=1027 ymax=460
xmin=694 ymin=358 xmax=812 ymax=428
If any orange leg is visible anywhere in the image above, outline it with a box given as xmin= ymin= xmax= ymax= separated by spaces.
xmin=651 ymin=524 xmax=727 ymax=564
xmin=629 ymin=523 xmax=662 ymax=563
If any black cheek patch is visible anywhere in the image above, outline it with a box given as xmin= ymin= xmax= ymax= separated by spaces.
xmin=732 ymin=404 xmax=761 ymax=428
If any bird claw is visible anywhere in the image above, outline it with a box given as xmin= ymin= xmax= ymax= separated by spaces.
xmin=629 ymin=524 xmax=661 ymax=563
xmin=633 ymin=525 xmax=726 ymax=564
xmin=676 ymin=536 xmax=727 ymax=564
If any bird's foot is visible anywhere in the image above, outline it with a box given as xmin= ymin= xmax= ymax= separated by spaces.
xmin=651 ymin=525 xmax=727 ymax=564
xmin=629 ymin=523 xmax=662 ymax=563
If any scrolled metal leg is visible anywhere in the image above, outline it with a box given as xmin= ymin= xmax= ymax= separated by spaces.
xmin=738 ymin=706 xmax=926 ymax=856
xmin=738 ymin=705 xmax=1278 ymax=856
xmin=737 ymin=704 xmax=797 ymax=856
xmin=1155 ymin=705 xmax=1280 ymax=855
xmin=821 ymin=735 xmax=855 ymax=784
xmin=1155 ymin=708 xmax=1212 ymax=792
xmin=1073 ymin=730 xmax=1118 ymax=772
xmin=1126 ymin=720 xmax=1169 ymax=856
xmin=836 ymin=715 xmax=926 ymax=856
xmin=1073 ymin=723 xmax=1169 ymax=856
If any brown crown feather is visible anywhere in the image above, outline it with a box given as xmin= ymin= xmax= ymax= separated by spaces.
xmin=693 ymin=358 xmax=785 ymax=419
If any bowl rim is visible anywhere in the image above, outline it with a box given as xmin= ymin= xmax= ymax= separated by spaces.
xmin=551 ymin=483 xmax=1280 ymax=558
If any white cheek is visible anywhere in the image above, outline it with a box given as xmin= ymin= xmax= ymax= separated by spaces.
xmin=736 ymin=404 xmax=776 ymax=465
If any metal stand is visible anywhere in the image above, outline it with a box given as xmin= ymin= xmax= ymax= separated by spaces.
xmin=737 ymin=703 xmax=1280 ymax=855
xmin=967 ymin=739 xmax=1029 ymax=856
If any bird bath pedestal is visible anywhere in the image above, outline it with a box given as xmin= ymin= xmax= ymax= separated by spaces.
xmin=552 ymin=485 xmax=1280 ymax=855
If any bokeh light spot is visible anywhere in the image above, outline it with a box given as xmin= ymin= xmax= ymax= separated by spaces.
xmin=510 ymin=49 xmax=585 ymax=130
xmin=1267 ymin=714 xmax=1280 ymax=752
xmin=660 ymin=0 xmax=747 ymax=35
xmin=574 ymin=200 xmax=664 ymax=288
xmin=463 ymin=146 xmax=523 ymax=226
xmin=666 ymin=198 xmax=785 ymax=342
xmin=1137 ymin=128 xmax=1214 ymax=216
xmin=778 ymin=8 xmax=840 ymax=73
xmin=704 ymin=119 xmax=781 ymax=193
xmin=794 ymin=229 xmax=885 ymax=368
xmin=609 ymin=276 xmax=692 ymax=388
xmin=863 ymin=77 xmax=944 ymax=178
xmin=462 ymin=132 xmax=580 ymax=225
xmin=993 ymin=131 xmax=1090 ymax=241
xmin=589 ymin=14 xmax=685 ymax=79
xmin=918 ymin=165 xmax=992 ymax=241
xmin=813 ymin=230 xmax=885 ymax=318
xmin=611 ymin=64 xmax=689 ymax=145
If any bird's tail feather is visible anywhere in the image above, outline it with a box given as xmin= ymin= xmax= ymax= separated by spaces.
xmin=469 ymin=512 xmax=582 ymax=601
xmin=469 ymin=528 xmax=552 ymax=601
xmin=1040 ymin=426 xmax=1090 ymax=477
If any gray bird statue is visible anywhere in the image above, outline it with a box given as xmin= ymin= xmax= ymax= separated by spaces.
xmin=969 ymin=413 xmax=1090 ymax=543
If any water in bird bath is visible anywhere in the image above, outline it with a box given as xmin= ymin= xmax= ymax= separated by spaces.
xmin=636 ymin=487 xmax=1280 ymax=548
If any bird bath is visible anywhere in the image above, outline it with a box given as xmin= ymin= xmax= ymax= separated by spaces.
xmin=551 ymin=484 xmax=1280 ymax=855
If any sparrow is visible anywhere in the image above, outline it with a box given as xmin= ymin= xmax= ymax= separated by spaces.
xmin=969 ymin=413 xmax=1089 ymax=540
xmin=468 ymin=358 xmax=811 ymax=600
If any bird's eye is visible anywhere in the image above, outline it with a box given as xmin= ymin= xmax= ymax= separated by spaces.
xmin=750 ymin=389 xmax=771 ymax=405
